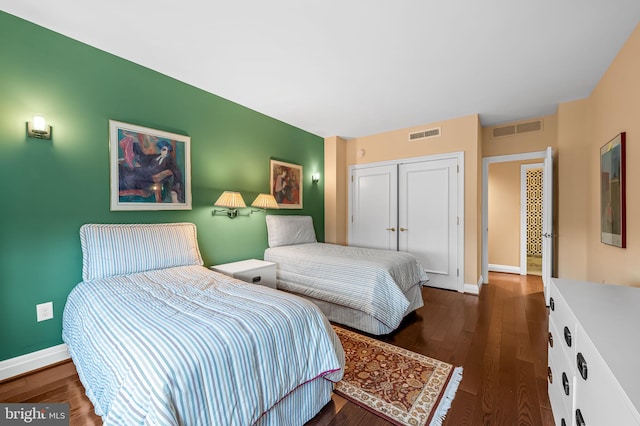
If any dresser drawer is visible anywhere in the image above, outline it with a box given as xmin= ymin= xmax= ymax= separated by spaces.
xmin=548 ymin=320 xmax=575 ymax=422
xmin=573 ymin=324 xmax=640 ymax=426
xmin=549 ymin=284 xmax=578 ymax=358
xmin=547 ymin=360 xmax=572 ymax=426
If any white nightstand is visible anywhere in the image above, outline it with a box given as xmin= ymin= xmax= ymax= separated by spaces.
xmin=210 ymin=259 xmax=277 ymax=289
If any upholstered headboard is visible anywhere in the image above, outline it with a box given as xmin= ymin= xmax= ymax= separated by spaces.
xmin=80 ymin=223 xmax=204 ymax=281
xmin=265 ymin=215 xmax=317 ymax=248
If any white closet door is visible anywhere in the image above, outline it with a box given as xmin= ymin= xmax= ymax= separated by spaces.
xmin=350 ymin=165 xmax=398 ymax=250
xmin=399 ymin=158 xmax=459 ymax=291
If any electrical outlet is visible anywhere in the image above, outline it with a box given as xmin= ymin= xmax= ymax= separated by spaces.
xmin=36 ymin=301 xmax=53 ymax=322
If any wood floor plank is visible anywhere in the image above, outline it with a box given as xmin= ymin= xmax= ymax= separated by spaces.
xmin=439 ymin=389 xmax=476 ymax=426
xmin=0 ymin=272 xmax=553 ymax=426
xmin=515 ymin=359 xmax=546 ymax=426
xmin=496 ymin=290 xmax=518 ymax=425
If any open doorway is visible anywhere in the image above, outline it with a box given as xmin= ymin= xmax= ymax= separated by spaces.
xmin=486 ymin=160 xmax=543 ymax=276
xmin=482 ymin=149 xmax=553 ymax=289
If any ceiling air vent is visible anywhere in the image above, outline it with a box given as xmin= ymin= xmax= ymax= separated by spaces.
xmin=408 ymin=127 xmax=441 ymax=141
xmin=492 ymin=120 xmax=543 ymax=139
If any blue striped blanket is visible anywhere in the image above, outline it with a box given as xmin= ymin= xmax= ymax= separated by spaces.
xmin=63 ymin=265 xmax=344 ymax=425
xmin=264 ymin=243 xmax=428 ymax=330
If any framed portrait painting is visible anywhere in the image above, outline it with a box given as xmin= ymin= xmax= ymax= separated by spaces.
xmin=270 ymin=159 xmax=303 ymax=209
xmin=600 ymin=132 xmax=626 ymax=248
xmin=109 ymin=120 xmax=192 ymax=211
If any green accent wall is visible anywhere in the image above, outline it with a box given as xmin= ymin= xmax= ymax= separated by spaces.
xmin=0 ymin=12 xmax=324 ymax=362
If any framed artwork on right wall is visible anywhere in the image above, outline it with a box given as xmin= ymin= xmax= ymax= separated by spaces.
xmin=600 ymin=131 xmax=626 ymax=248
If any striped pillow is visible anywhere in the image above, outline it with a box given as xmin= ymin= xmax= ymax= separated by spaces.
xmin=80 ymin=223 xmax=204 ymax=281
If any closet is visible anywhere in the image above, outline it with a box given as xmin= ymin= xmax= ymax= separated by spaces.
xmin=349 ymin=153 xmax=463 ymax=292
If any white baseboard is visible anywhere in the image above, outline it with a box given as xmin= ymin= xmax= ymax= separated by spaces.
xmin=0 ymin=344 xmax=69 ymax=381
xmin=488 ymin=264 xmax=521 ymax=274
xmin=464 ymin=275 xmax=483 ymax=295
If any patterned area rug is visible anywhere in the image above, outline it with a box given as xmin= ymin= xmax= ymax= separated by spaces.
xmin=332 ymin=325 xmax=463 ymax=426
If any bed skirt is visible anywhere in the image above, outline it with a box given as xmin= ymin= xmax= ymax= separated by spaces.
xmin=257 ymin=377 xmax=333 ymax=425
xmin=286 ymin=284 xmax=424 ymax=335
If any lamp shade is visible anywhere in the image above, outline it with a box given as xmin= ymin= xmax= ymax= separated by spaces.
xmin=33 ymin=115 xmax=47 ymax=132
xmin=251 ymin=193 xmax=279 ymax=209
xmin=214 ymin=191 xmax=246 ymax=208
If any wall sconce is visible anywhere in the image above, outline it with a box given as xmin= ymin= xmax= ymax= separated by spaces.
xmin=250 ymin=193 xmax=279 ymax=213
xmin=27 ymin=115 xmax=52 ymax=140
xmin=311 ymin=173 xmax=320 ymax=183
xmin=213 ymin=191 xmax=247 ymax=218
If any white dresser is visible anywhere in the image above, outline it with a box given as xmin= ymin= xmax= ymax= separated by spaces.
xmin=548 ymin=278 xmax=640 ymax=426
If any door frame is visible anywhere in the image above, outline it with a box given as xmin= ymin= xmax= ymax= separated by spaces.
xmin=520 ymin=163 xmax=544 ymax=276
xmin=482 ymin=150 xmax=548 ymax=284
xmin=349 ymin=152 xmax=465 ymax=292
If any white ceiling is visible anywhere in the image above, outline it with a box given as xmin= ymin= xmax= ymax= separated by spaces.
xmin=2 ymin=1 xmax=640 ymax=138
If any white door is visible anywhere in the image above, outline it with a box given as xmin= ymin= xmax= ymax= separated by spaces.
xmin=350 ymin=165 xmax=398 ymax=250
xmin=399 ymin=158 xmax=460 ymax=291
xmin=542 ymin=147 xmax=554 ymax=304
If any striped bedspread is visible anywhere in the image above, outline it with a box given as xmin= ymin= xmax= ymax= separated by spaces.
xmin=264 ymin=243 xmax=428 ymax=331
xmin=63 ymin=265 xmax=344 ymax=425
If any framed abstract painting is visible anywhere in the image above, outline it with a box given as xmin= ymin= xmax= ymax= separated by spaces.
xmin=270 ymin=159 xmax=303 ymax=209
xmin=600 ymin=132 xmax=626 ymax=248
xmin=109 ymin=120 xmax=192 ymax=211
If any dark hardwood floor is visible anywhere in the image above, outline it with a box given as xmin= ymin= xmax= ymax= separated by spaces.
xmin=0 ymin=272 xmax=553 ymax=426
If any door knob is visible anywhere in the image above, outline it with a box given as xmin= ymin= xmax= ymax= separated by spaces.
xmin=400 ymin=227 xmax=408 ymax=232
xmin=386 ymin=227 xmax=396 ymax=232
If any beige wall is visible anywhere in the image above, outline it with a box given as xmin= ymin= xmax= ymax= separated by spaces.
xmin=324 ymin=136 xmax=348 ymax=245
xmin=583 ymin=23 xmax=640 ymax=286
xmin=488 ymin=161 xmax=521 ymax=267
xmin=334 ymin=114 xmax=482 ymax=285
xmin=557 ymin=99 xmax=590 ymax=280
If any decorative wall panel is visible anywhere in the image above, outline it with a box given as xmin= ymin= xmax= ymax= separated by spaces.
xmin=526 ymin=169 xmax=543 ymax=256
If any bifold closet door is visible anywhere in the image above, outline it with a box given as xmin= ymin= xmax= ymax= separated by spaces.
xmin=399 ymin=158 xmax=459 ymax=291
xmin=350 ymin=164 xmax=398 ymax=250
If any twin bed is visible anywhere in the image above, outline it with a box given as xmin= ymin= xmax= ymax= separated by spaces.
xmin=263 ymin=215 xmax=428 ymax=335
xmin=63 ymin=218 xmax=427 ymax=424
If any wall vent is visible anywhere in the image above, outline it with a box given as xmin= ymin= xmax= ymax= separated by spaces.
xmin=516 ymin=120 xmax=543 ymax=133
xmin=492 ymin=125 xmax=516 ymax=138
xmin=409 ymin=127 xmax=441 ymax=141
xmin=492 ymin=119 xmax=543 ymax=138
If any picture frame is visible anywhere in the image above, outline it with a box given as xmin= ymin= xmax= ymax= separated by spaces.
xmin=270 ymin=159 xmax=303 ymax=209
xmin=109 ymin=120 xmax=191 ymax=211
xmin=600 ymin=132 xmax=626 ymax=248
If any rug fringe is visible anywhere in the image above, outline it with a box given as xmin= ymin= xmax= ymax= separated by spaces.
xmin=429 ymin=367 xmax=463 ymax=426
